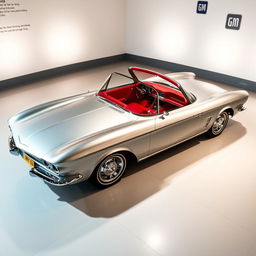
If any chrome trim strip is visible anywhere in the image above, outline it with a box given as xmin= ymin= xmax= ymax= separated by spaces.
xmin=138 ymin=130 xmax=208 ymax=161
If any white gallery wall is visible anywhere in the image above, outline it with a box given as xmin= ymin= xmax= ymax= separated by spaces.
xmin=0 ymin=0 xmax=125 ymax=81
xmin=126 ymin=0 xmax=256 ymax=82
xmin=1 ymin=0 xmax=256 ymax=83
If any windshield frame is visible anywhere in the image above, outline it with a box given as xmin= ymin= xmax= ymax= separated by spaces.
xmin=128 ymin=67 xmax=192 ymax=105
xmin=99 ymin=72 xmax=134 ymax=92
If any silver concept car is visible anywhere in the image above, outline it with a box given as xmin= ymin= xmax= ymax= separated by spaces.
xmin=8 ymin=67 xmax=248 ymax=187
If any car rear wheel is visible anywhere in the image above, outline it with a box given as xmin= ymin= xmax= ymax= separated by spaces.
xmin=206 ymin=111 xmax=229 ymax=138
xmin=91 ymin=153 xmax=127 ymax=187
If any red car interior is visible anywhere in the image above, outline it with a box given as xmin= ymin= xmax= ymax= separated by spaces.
xmin=98 ymin=82 xmax=188 ymax=115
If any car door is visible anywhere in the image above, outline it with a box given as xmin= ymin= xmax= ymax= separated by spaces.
xmin=127 ymin=67 xmax=209 ymax=154
xmin=150 ymin=105 xmax=206 ymax=154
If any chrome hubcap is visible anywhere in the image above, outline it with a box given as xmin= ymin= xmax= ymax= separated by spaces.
xmin=212 ymin=113 xmax=227 ymax=135
xmin=98 ymin=155 xmax=126 ymax=184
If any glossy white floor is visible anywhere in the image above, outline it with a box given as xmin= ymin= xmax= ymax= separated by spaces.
xmin=0 ymin=62 xmax=255 ymax=256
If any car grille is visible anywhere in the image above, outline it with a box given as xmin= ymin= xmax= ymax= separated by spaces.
xmin=22 ymin=151 xmax=60 ymax=179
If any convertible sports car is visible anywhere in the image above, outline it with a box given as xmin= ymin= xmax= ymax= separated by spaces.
xmin=8 ymin=67 xmax=248 ymax=187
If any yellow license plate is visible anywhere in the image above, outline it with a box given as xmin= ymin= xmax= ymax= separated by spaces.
xmin=23 ymin=154 xmax=34 ymax=168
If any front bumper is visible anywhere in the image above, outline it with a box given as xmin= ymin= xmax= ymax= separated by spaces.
xmin=30 ymin=168 xmax=83 ymax=186
xmin=9 ymin=136 xmax=83 ymax=186
xmin=8 ymin=136 xmax=19 ymax=155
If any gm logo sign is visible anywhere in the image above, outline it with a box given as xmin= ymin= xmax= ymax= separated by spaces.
xmin=197 ymin=1 xmax=208 ymax=14
xmin=225 ymin=14 xmax=242 ymax=30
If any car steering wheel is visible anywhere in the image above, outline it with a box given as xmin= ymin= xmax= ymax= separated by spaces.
xmin=148 ymin=95 xmax=157 ymax=110
xmin=135 ymin=84 xmax=147 ymax=99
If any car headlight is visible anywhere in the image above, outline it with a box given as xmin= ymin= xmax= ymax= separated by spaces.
xmin=44 ymin=160 xmax=60 ymax=174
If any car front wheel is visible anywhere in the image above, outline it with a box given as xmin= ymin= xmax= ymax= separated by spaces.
xmin=206 ymin=111 xmax=229 ymax=138
xmin=91 ymin=153 xmax=127 ymax=187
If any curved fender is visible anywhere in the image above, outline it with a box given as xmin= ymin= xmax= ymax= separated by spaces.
xmin=93 ymin=147 xmax=138 ymax=171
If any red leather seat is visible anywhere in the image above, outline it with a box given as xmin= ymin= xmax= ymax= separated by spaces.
xmin=126 ymin=103 xmax=156 ymax=115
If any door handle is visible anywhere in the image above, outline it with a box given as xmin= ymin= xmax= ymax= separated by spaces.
xmin=160 ymin=111 xmax=169 ymax=120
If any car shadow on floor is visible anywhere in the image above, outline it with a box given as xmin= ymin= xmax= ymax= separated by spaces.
xmin=48 ymin=119 xmax=246 ymax=218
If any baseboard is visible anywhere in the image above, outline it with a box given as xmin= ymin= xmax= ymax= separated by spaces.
xmin=0 ymin=54 xmax=125 ymax=90
xmin=124 ymin=54 xmax=256 ymax=92
xmin=1 ymin=53 xmax=255 ymax=92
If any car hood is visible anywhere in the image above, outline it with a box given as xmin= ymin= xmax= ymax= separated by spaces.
xmin=9 ymin=93 xmax=135 ymax=162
